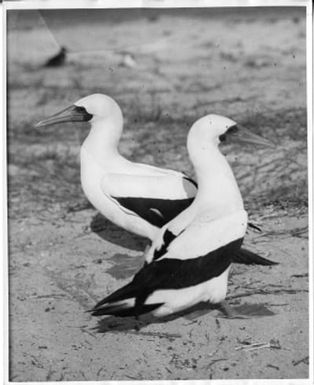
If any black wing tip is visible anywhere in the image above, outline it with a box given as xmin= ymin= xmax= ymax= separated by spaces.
xmin=263 ymin=259 xmax=279 ymax=266
xmin=90 ymin=306 xmax=116 ymax=317
xmin=92 ymin=298 xmax=110 ymax=311
xmin=85 ymin=303 xmax=106 ymax=315
xmin=251 ymin=258 xmax=279 ymax=266
xmin=250 ymin=254 xmax=279 ymax=266
xmin=248 ymin=222 xmax=262 ymax=232
xmin=233 ymin=248 xmax=279 ymax=266
xmin=89 ymin=303 xmax=164 ymax=318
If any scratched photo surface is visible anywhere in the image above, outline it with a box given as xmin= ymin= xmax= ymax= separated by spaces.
xmin=7 ymin=7 xmax=308 ymax=381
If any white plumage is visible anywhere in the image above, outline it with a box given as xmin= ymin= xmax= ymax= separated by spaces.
xmin=36 ymin=94 xmax=271 ymax=248
xmin=37 ymin=94 xmax=197 ymax=241
xmin=35 ymin=94 xmax=277 ymax=318
xmin=90 ymin=114 xmax=275 ymax=318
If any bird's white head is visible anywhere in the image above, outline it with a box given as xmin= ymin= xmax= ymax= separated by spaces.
xmin=35 ymin=93 xmax=123 ymax=128
xmin=187 ymin=114 xmax=274 ymax=154
xmin=75 ymin=94 xmax=122 ymax=124
xmin=186 ymin=114 xmax=274 ymax=212
xmin=188 ymin=114 xmax=237 ymax=147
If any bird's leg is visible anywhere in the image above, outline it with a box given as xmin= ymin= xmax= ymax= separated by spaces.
xmin=218 ymin=301 xmax=248 ymax=319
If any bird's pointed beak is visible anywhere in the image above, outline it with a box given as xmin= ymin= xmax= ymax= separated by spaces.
xmin=35 ymin=105 xmax=92 ymax=128
xmin=233 ymin=125 xmax=276 ymax=148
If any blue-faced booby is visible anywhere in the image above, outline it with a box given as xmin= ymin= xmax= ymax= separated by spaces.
xmin=90 ymin=114 xmax=276 ymax=318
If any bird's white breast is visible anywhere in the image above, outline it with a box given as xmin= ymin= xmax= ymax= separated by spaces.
xmin=146 ymin=266 xmax=230 ymax=317
xmin=80 ymin=148 xmax=105 ymax=209
xmin=80 ymin=147 xmax=158 ymax=239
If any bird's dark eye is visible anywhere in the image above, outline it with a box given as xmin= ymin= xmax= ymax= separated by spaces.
xmin=227 ymin=125 xmax=238 ymax=134
xmin=74 ymin=106 xmax=93 ymax=121
xmin=219 ymin=125 xmax=238 ymax=143
xmin=219 ymin=133 xmax=227 ymax=142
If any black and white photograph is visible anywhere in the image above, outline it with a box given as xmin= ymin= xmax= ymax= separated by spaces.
xmin=2 ymin=0 xmax=312 ymax=382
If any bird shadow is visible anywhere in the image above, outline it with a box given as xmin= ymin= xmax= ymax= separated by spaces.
xmin=106 ymin=253 xmax=144 ymax=280
xmin=91 ymin=302 xmax=275 ymax=334
xmin=90 ymin=213 xmax=149 ymax=252
xmin=92 ymin=302 xmax=218 ymax=334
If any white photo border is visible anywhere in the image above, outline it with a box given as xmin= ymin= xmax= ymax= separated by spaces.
xmin=1 ymin=1 xmax=312 ymax=385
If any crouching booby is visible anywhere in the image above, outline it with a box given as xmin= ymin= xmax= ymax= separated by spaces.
xmin=35 ymin=94 xmax=274 ymax=265
xmin=91 ymin=114 xmax=277 ymax=318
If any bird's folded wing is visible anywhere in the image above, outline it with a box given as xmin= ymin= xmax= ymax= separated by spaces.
xmin=158 ymin=210 xmax=248 ymax=261
xmin=100 ymin=173 xmax=196 ymax=227
xmin=102 ymin=173 xmax=196 ymax=199
xmin=92 ymin=235 xmax=244 ymax=316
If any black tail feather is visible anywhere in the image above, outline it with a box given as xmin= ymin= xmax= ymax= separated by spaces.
xmin=90 ymin=275 xmax=164 ymax=317
xmin=234 ymin=248 xmax=278 ymax=266
xmin=90 ymin=243 xmax=277 ymax=319
xmin=91 ymin=303 xmax=131 ymax=317
xmin=93 ymin=281 xmax=137 ymax=311
xmin=91 ymin=302 xmax=163 ymax=317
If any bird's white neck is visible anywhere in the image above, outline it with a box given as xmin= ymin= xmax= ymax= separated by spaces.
xmin=81 ymin=117 xmax=124 ymax=168
xmin=189 ymin=142 xmax=244 ymax=216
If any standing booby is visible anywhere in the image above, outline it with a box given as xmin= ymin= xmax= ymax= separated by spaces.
xmin=90 ymin=115 xmax=275 ymax=318
xmin=36 ymin=94 xmax=198 ymax=239
xmin=35 ymin=94 xmax=274 ymax=265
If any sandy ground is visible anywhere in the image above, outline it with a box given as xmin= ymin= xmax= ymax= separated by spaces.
xmin=7 ymin=8 xmax=308 ymax=381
